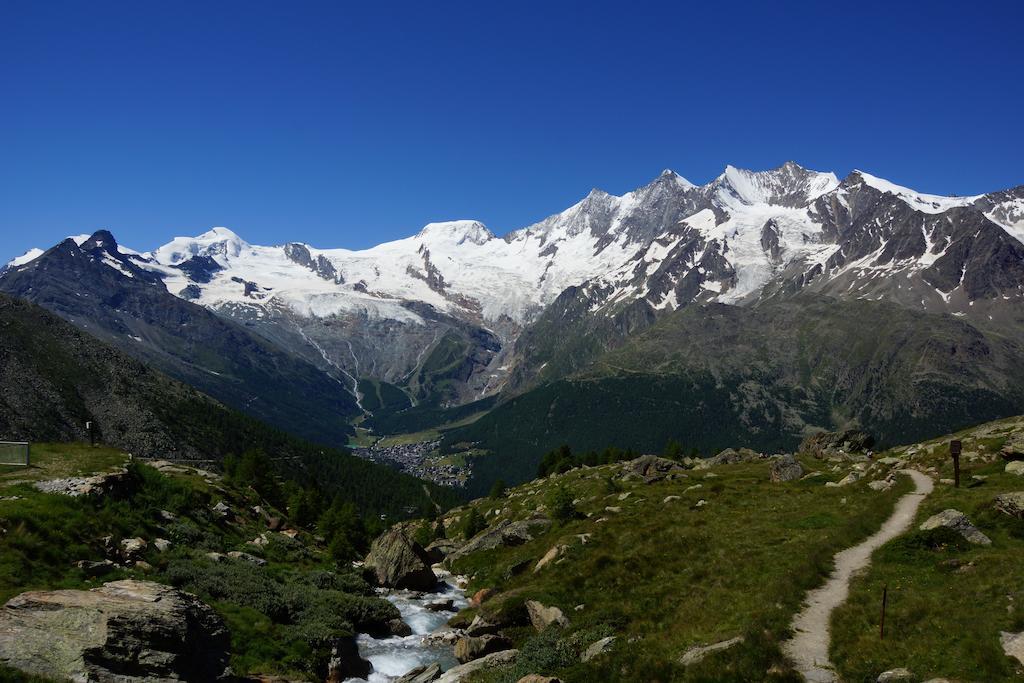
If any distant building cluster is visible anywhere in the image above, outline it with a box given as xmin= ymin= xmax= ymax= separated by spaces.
xmin=351 ymin=440 xmax=469 ymax=487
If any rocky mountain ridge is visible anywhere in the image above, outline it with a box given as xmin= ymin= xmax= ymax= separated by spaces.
xmin=4 ymin=163 xmax=1022 ymax=416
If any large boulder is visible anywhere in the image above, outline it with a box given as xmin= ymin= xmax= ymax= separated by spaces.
xmin=437 ymin=649 xmax=519 ymax=683
xmin=695 ymin=448 xmax=764 ymax=470
xmin=397 ymin=662 xmax=442 ymax=682
xmin=769 ymin=455 xmax=804 ymax=483
xmin=621 ymin=455 xmax=687 ymax=483
xmin=679 ymin=636 xmax=744 ymax=666
xmin=454 ymin=634 xmax=513 ymax=663
xmin=0 ymin=579 xmax=230 ymax=682
xmin=446 ymin=516 xmax=551 ymax=563
xmin=526 ymin=600 xmax=568 ymax=631
xmin=920 ymin=509 xmax=992 ymax=545
xmin=365 ymin=527 xmax=438 ymax=591
xmin=1007 ymin=461 xmax=1024 ymax=476
xmin=800 ymin=429 xmax=874 ymax=460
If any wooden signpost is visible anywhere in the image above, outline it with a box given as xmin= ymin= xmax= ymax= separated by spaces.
xmin=880 ymin=584 xmax=888 ymax=639
xmin=950 ymin=439 xmax=962 ymax=488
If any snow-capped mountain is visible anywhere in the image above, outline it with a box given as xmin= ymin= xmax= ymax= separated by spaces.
xmin=5 ymin=162 xmax=1024 ymax=414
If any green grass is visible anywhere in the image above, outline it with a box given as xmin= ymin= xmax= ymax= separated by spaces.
xmin=831 ymin=417 xmax=1024 ymax=682
xmin=446 ymin=456 xmax=912 ymax=682
xmin=376 ymin=429 xmax=441 ymax=447
xmin=0 ymin=444 xmax=399 ymax=681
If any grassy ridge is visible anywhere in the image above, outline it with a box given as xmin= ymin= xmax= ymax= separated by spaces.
xmin=831 ymin=418 xmax=1024 ymax=681
xmin=443 ymin=456 xmax=911 ymax=681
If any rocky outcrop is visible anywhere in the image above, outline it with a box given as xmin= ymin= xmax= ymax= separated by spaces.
xmin=920 ymin=509 xmax=992 ymax=545
xmin=33 ymin=468 xmax=132 ymax=498
xmin=454 ymin=634 xmax=513 ymax=663
xmin=1001 ymin=631 xmax=1024 ymax=666
xmin=994 ymin=492 xmax=1024 ymax=519
xmin=695 ymin=448 xmax=764 ymax=470
xmin=800 ymin=429 xmax=874 ymax=460
xmin=446 ymin=517 xmax=551 ymax=563
xmin=769 ymin=455 xmax=804 ymax=482
xmin=0 ymin=579 xmax=230 ymax=682
xmin=1007 ymin=461 xmax=1024 ymax=476
xmin=620 ymin=455 xmax=687 ymax=483
xmin=436 ymin=649 xmax=519 ymax=683
xmin=364 ymin=527 xmax=438 ymax=591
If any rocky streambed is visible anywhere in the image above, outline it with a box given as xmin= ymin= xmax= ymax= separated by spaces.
xmin=347 ymin=570 xmax=469 ymax=683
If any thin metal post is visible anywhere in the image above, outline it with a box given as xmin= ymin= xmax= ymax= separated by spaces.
xmin=880 ymin=585 xmax=888 ymax=639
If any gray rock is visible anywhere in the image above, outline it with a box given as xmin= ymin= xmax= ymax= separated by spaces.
xmin=364 ymin=527 xmax=438 ymax=591
xmin=695 ymin=448 xmax=763 ymax=470
xmin=33 ymin=468 xmax=131 ymax=498
xmin=1006 ymin=461 xmax=1024 ymax=476
xmin=0 ymin=579 xmax=230 ymax=682
xmin=454 ymin=634 xmax=513 ymax=663
xmin=770 ymin=455 xmax=804 ymax=483
xmin=868 ymin=479 xmax=895 ymax=492
xmin=153 ymin=538 xmax=172 ymax=553
xmin=75 ymin=559 xmax=115 ymax=577
xmin=396 ymin=662 xmax=442 ymax=683
xmin=436 ymin=649 xmax=519 ymax=683
xmin=621 ymin=455 xmax=687 ymax=482
xmin=877 ymin=668 xmax=914 ymax=682
xmin=446 ymin=516 xmax=550 ymax=563
xmin=526 ymin=600 xmax=568 ymax=631
xmin=120 ymin=536 xmax=147 ymax=560
xmin=679 ymin=636 xmax=744 ymax=666
xmin=920 ymin=509 xmax=992 ymax=545
xmin=581 ymin=636 xmax=616 ymax=662
xmin=1001 ymin=631 xmax=1024 ymax=666
xmin=994 ymin=492 xmax=1024 ymax=519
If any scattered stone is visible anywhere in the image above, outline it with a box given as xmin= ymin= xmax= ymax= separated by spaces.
xmin=994 ymin=492 xmax=1024 ymax=519
xmin=1006 ymin=461 xmax=1024 ymax=476
xmin=1001 ymin=631 xmax=1024 ymax=666
xmin=920 ymin=509 xmax=992 ymax=545
xmin=695 ymin=448 xmax=764 ymax=470
xmin=517 ymin=676 xmax=561 ymax=683
xmin=939 ymin=478 xmax=955 ymax=485
xmin=684 ymin=484 xmax=703 ymax=493
xmin=679 ymin=636 xmax=744 ymax=666
xmin=526 ymin=600 xmax=569 ymax=631
xmin=0 ymin=580 xmax=230 ymax=682
xmin=695 ymin=500 xmax=708 ymax=508
xmin=604 ymin=506 xmax=622 ymax=514
xmin=581 ymin=636 xmax=616 ymax=662
xmin=535 ymin=545 xmax=568 ymax=573
xmin=387 ymin=618 xmax=413 ymax=636
xmin=618 ymin=492 xmax=632 ymax=501
xmin=396 ymin=662 xmax=442 ymax=683
xmin=205 ymin=552 xmax=227 ymax=563
xmin=211 ymin=501 xmax=230 ymax=518
xmin=877 ymin=668 xmax=914 ymax=682
xmin=868 ymin=480 xmax=895 ymax=492
xmin=770 ymin=455 xmax=804 ymax=483
xmin=153 ymin=538 xmax=171 ymax=553
xmin=877 ymin=457 xmax=901 ymax=466
xmin=454 ymin=634 xmax=513 ymax=663
xmin=664 ymin=495 xmax=681 ymax=503
xmin=364 ymin=527 xmax=438 ymax=591
xmin=436 ymin=649 xmax=519 ymax=683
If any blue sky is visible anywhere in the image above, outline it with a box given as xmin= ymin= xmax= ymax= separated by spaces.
xmin=1 ymin=0 xmax=1022 ymax=261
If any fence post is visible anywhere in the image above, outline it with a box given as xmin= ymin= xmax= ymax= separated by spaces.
xmin=880 ymin=584 xmax=888 ymax=639
xmin=26 ymin=442 xmax=30 ymax=467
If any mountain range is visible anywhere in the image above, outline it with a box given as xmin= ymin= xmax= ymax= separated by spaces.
xmin=4 ymin=162 xmax=1023 ymax=491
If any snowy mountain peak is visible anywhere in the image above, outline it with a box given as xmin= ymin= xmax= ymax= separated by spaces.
xmin=658 ymin=169 xmax=695 ymax=189
xmin=153 ymin=227 xmax=250 ymax=266
xmin=849 ymin=170 xmax=981 ymax=214
xmin=715 ymin=162 xmax=840 ymax=208
xmin=415 ymin=220 xmax=494 ymax=246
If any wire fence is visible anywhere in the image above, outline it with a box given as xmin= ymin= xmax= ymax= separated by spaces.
xmin=0 ymin=441 xmax=30 ymax=467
